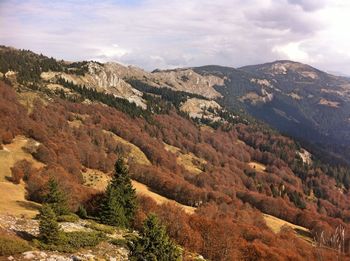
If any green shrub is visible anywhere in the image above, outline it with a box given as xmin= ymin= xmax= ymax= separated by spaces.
xmin=62 ymin=231 xmax=106 ymax=249
xmin=57 ymin=214 xmax=79 ymax=223
xmin=0 ymin=234 xmax=31 ymax=256
xmin=35 ymin=231 xmax=106 ymax=253
xmin=109 ymin=238 xmax=128 ymax=248
xmin=33 ymin=239 xmax=75 ymax=253
xmin=129 ymin=214 xmax=182 ymax=261
xmin=38 ymin=204 xmax=60 ymax=244
xmin=76 ymin=205 xmax=88 ymax=219
xmin=85 ymin=220 xmax=116 ymax=234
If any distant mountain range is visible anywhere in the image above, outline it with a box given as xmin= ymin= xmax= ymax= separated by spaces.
xmin=192 ymin=61 xmax=350 ymax=165
xmin=1 ymin=45 xmax=349 ymax=165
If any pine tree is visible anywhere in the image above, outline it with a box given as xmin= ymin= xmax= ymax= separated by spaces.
xmin=44 ymin=178 xmax=69 ymax=216
xmin=99 ymin=158 xmax=137 ymax=227
xmin=38 ymin=204 xmax=61 ymax=244
xmin=76 ymin=205 xmax=88 ymax=219
xmin=129 ymin=214 xmax=181 ymax=261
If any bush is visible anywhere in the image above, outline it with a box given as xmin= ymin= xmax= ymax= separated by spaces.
xmin=129 ymin=214 xmax=182 ymax=261
xmin=0 ymin=233 xmax=31 ymax=256
xmin=10 ymin=159 xmax=33 ymax=184
xmin=85 ymin=220 xmax=116 ymax=234
xmin=109 ymin=238 xmax=128 ymax=248
xmin=57 ymin=214 xmax=79 ymax=223
xmin=33 ymin=239 xmax=74 ymax=253
xmin=62 ymin=231 xmax=106 ymax=249
xmin=76 ymin=205 xmax=88 ymax=219
xmin=36 ymin=231 xmax=106 ymax=253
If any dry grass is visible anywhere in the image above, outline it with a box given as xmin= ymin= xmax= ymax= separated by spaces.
xmin=82 ymin=169 xmax=195 ymax=214
xmin=16 ymin=90 xmax=47 ymax=114
xmin=68 ymin=119 xmax=83 ymax=128
xmin=263 ymin=214 xmax=313 ymax=243
xmin=67 ymin=120 xmax=150 ymax=166
xmin=164 ymin=143 xmax=206 ymax=175
xmin=0 ymin=136 xmax=44 ymax=217
xmin=200 ymin=125 xmax=214 ymax=133
xmin=132 ymin=180 xmax=195 ymax=214
xmin=102 ymin=130 xmax=151 ymax=166
xmin=82 ymin=168 xmax=110 ymax=191
xmin=236 ymin=139 xmax=246 ymax=145
xmin=248 ymin=161 xmax=266 ymax=172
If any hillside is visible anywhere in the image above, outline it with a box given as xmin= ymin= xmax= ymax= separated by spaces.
xmin=193 ymin=61 xmax=350 ymax=165
xmin=0 ymin=46 xmax=349 ymax=260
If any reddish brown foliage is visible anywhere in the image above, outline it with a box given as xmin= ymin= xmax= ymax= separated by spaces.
xmin=1 ymin=80 xmax=350 ymax=259
xmin=10 ymin=159 xmax=33 ymax=184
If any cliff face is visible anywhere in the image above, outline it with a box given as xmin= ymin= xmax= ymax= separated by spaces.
xmin=150 ymin=69 xmax=224 ymax=98
xmin=40 ymin=60 xmax=226 ymax=109
xmin=41 ymin=62 xmax=147 ymax=109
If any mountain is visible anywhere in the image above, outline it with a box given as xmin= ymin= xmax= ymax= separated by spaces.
xmin=192 ymin=61 xmax=350 ymax=165
xmin=0 ymin=46 xmax=350 ymax=260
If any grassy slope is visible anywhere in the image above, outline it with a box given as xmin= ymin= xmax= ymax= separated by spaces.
xmin=164 ymin=143 xmax=206 ymax=175
xmin=102 ymin=130 xmax=151 ymax=166
xmin=0 ymin=136 xmax=43 ymax=217
xmin=248 ymin=161 xmax=267 ymax=172
xmin=263 ymin=214 xmax=313 ymax=243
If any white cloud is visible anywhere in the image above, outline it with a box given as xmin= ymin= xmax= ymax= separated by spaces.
xmin=94 ymin=44 xmax=131 ymax=61
xmin=272 ymin=42 xmax=310 ymax=62
xmin=0 ymin=0 xmax=349 ymax=74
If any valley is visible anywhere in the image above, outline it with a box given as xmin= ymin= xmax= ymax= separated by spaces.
xmin=0 ymin=46 xmax=349 ymax=260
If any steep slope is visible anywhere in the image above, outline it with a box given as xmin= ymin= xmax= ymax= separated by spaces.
xmin=0 ymin=47 xmax=349 ymax=260
xmin=193 ymin=61 xmax=350 ymax=164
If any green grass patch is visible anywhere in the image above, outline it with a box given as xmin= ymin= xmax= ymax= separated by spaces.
xmin=57 ymin=214 xmax=80 ymax=223
xmin=109 ymin=238 xmax=128 ymax=248
xmin=0 ymin=234 xmax=31 ymax=256
xmin=85 ymin=220 xmax=116 ymax=234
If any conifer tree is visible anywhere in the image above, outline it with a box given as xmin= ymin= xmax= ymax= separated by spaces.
xmin=38 ymin=204 xmax=61 ymax=244
xmin=44 ymin=178 xmax=69 ymax=216
xmin=129 ymin=214 xmax=181 ymax=261
xmin=99 ymin=158 xmax=136 ymax=227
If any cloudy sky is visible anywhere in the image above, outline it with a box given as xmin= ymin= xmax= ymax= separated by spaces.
xmin=0 ymin=0 xmax=350 ymax=74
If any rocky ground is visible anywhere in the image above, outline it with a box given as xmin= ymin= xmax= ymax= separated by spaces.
xmin=0 ymin=215 xmax=129 ymax=261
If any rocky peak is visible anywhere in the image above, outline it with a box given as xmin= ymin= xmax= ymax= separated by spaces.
xmin=151 ymin=68 xmax=224 ymax=98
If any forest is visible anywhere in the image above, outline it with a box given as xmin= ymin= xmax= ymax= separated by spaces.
xmin=1 ymin=47 xmax=350 ymax=260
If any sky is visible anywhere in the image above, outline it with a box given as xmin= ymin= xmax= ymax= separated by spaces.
xmin=0 ymin=0 xmax=350 ymax=74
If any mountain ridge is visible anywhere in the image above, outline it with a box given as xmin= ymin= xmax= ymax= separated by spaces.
xmin=1 ymin=45 xmax=350 ymax=260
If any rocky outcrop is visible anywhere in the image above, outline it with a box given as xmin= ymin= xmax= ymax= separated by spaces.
xmin=41 ymin=62 xmax=146 ymax=109
xmin=151 ymin=69 xmax=224 ymax=98
xmin=180 ymin=98 xmax=222 ymax=121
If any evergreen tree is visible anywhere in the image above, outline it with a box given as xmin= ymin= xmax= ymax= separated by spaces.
xmin=76 ymin=205 xmax=88 ymax=219
xmin=99 ymin=158 xmax=137 ymax=227
xmin=38 ymin=204 xmax=61 ymax=244
xmin=129 ymin=214 xmax=181 ymax=261
xmin=44 ymin=178 xmax=69 ymax=216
